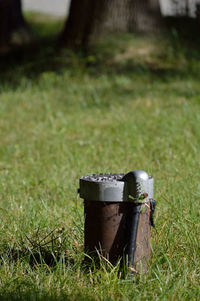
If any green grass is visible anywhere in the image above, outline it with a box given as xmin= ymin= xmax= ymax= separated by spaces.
xmin=0 ymin=14 xmax=199 ymax=300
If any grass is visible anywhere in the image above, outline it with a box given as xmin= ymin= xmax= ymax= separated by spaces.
xmin=0 ymin=13 xmax=199 ymax=300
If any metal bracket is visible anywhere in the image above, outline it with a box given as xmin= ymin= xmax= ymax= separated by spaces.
xmin=150 ymin=199 xmax=156 ymax=227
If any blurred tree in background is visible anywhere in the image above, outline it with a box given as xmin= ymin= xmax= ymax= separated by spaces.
xmin=0 ymin=0 xmax=200 ymax=53
xmin=61 ymin=0 xmax=162 ymax=48
xmin=0 ymin=0 xmax=29 ymax=53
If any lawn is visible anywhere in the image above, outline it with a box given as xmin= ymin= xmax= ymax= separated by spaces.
xmin=0 ymin=14 xmax=199 ymax=300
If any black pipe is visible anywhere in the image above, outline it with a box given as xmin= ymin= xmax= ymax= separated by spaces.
xmin=127 ymin=203 xmax=141 ymax=267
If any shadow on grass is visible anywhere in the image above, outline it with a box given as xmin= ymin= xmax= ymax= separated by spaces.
xmin=0 ymin=286 xmax=94 ymax=301
xmin=0 ymin=226 xmax=80 ymax=270
xmin=0 ymin=235 xmax=75 ymax=269
xmin=0 ymin=291 xmax=95 ymax=301
xmin=0 ymin=16 xmax=200 ymax=90
xmin=0 ymin=37 xmax=62 ymax=88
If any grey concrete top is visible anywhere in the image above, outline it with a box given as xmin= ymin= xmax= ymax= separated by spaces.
xmin=79 ymin=171 xmax=154 ymax=202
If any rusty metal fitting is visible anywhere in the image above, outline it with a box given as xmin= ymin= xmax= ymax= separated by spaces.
xmin=79 ymin=170 xmax=155 ymax=273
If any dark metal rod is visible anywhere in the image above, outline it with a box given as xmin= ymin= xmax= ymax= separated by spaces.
xmin=127 ymin=204 xmax=141 ymax=267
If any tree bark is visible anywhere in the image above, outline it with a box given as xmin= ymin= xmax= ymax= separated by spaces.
xmin=61 ymin=0 xmax=162 ymax=49
xmin=130 ymin=0 xmax=162 ymax=32
xmin=61 ymin=0 xmax=108 ymax=48
xmin=0 ymin=0 xmax=26 ymax=52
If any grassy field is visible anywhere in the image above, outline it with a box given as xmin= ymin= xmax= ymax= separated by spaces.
xmin=0 ymin=14 xmax=199 ymax=300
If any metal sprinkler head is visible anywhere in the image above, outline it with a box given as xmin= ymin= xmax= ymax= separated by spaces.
xmin=125 ymin=170 xmax=149 ymax=181
xmin=122 ymin=170 xmax=150 ymax=201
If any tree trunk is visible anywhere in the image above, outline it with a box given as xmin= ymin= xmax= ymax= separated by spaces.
xmin=130 ymin=0 xmax=162 ymax=32
xmin=61 ymin=0 xmax=107 ymax=48
xmin=0 ymin=0 xmax=26 ymax=52
xmin=61 ymin=0 xmax=162 ymax=49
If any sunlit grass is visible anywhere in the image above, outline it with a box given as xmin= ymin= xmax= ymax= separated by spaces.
xmin=0 ymin=13 xmax=199 ymax=300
